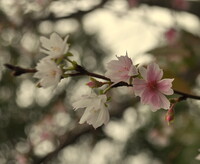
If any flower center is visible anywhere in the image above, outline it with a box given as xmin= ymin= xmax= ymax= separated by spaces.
xmin=51 ymin=46 xmax=61 ymax=52
xmin=50 ymin=70 xmax=57 ymax=77
xmin=148 ymin=81 xmax=157 ymax=90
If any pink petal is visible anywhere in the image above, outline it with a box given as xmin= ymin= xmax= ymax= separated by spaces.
xmin=133 ymin=78 xmax=146 ymax=96
xmin=150 ymin=93 xmax=170 ymax=110
xmin=158 ymin=79 xmax=174 ymax=95
xmin=117 ymin=55 xmax=132 ymax=66
xmin=141 ymin=88 xmax=156 ymax=105
xmin=147 ymin=63 xmax=163 ymax=82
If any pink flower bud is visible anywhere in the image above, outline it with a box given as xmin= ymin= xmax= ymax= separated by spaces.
xmin=164 ymin=28 xmax=179 ymax=45
xmin=172 ymin=0 xmax=189 ymax=10
xmin=86 ymin=78 xmax=104 ymax=88
xmin=165 ymin=104 xmax=175 ymax=125
xmin=86 ymin=81 xmax=96 ymax=88
xmin=128 ymin=0 xmax=138 ymax=8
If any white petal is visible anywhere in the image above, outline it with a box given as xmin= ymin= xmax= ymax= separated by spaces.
xmin=50 ymin=33 xmax=63 ymax=46
xmin=79 ymin=109 xmax=94 ymax=124
xmin=40 ymin=37 xmax=52 ymax=50
xmin=128 ymin=64 xmax=138 ymax=76
xmin=93 ymin=107 xmax=109 ymax=129
xmin=139 ymin=67 xmax=147 ymax=80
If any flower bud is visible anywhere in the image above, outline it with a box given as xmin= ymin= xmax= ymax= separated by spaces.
xmin=86 ymin=78 xmax=104 ymax=88
xmin=165 ymin=104 xmax=175 ymax=125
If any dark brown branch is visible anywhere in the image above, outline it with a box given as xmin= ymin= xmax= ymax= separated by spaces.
xmin=4 ymin=63 xmax=37 ymax=76
xmin=173 ymin=90 xmax=200 ymax=101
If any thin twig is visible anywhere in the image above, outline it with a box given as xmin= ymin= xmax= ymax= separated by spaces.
xmin=4 ymin=64 xmax=37 ymax=76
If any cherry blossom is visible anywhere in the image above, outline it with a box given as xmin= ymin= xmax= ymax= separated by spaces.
xmin=105 ymin=54 xmax=138 ymax=83
xmin=133 ymin=63 xmax=174 ymax=111
xmin=72 ymin=92 xmax=109 ymax=129
xmin=40 ymin=32 xmax=69 ymax=59
xmin=34 ymin=59 xmax=62 ymax=88
xmin=164 ymin=28 xmax=179 ymax=45
xmin=172 ymin=0 xmax=189 ymax=10
xmin=128 ymin=0 xmax=138 ymax=8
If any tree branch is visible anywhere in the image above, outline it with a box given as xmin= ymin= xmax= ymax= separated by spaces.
xmin=5 ymin=63 xmax=200 ymax=101
xmin=4 ymin=64 xmax=37 ymax=76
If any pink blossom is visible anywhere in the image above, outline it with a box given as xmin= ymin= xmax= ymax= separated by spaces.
xmin=172 ymin=0 xmax=189 ymax=10
xmin=128 ymin=0 xmax=138 ymax=8
xmin=133 ymin=63 xmax=174 ymax=111
xmin=164 ymin=28 xmax=179 ymax=45
xmin=105 ymin=54 xmax=138 ymax=83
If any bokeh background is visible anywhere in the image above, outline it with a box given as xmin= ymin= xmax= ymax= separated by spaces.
xmin=0 ymin=0 xmax=200 ymax=163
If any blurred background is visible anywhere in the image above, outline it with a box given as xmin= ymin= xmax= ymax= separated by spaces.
xmin=0 ymin=0 xmax=200 ymax=163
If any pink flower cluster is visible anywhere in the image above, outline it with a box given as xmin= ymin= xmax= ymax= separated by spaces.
xmin=105 ymin=55 xmax=174 ymax=111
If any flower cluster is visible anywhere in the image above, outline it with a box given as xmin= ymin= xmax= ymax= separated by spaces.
xmin=34 ymin=33 xmax=174 ymax=129
xmin=34 ymin=32 xmax=70 ymax=88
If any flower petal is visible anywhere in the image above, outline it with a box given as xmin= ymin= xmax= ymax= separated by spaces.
xmin=93 ymin=107 xmax=109 ymax=129
xmin=79 ymin=108 xmax=94 ymax=124
xmin=128 ymin=64 xmax=138 ymax=76
xmin=150 ymin=93 xmax=170 ymax=110
xmin=139 ymin=66 xmax=147 ymax=80
xmin=158 ymin=79 xmax=174 ymax=95
xmin=133 ymin=78 xmax=146 ymax=96
xmin=50 ymin=33 xmax=63 ymax=46
xmin=146 ymin=63 xmax=163 ymax=82
xmin=40 ymin=37 xmax=52 ymax=50
xmin=141 ymin=88 xmax=155 ymax=105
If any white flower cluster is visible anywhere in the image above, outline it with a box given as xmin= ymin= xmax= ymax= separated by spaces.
xmin=34 ymin=33 xmax=111 ymax=129
xmin=34 ymin=33 xmax=69 ymax=88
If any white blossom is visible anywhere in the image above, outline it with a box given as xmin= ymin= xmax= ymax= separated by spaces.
xmin=34 ymin=59 xmax=62 ymax=88
xmin=40 ymin=32 xmax=69 ymax=59
xmin=72 ymin=92 xmax=110 ymax=129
